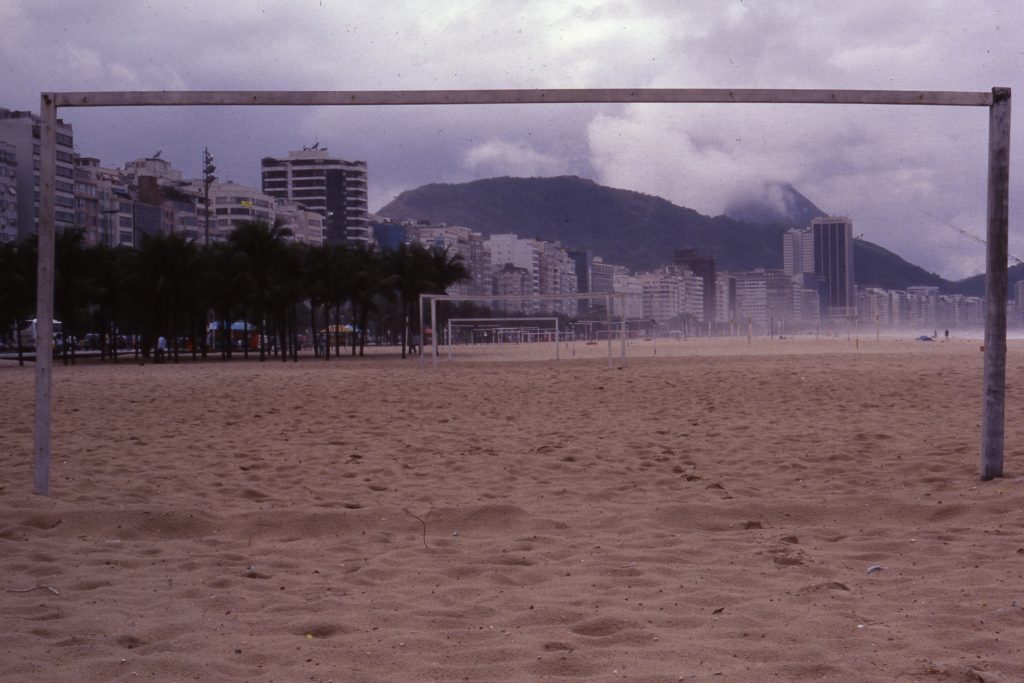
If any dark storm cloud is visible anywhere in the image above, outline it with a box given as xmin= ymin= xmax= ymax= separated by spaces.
xmin=3 ymin=0 xmax=1021 ymax=277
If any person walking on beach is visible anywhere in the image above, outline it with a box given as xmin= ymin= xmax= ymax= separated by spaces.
xmin=156 ymin=335 xmax=167 ymax=363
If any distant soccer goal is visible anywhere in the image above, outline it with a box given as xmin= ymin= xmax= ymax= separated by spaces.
xmin=444 ymin=317 xmax=561 ymax=360
xmin=419 ymin=292 xmax=634 ymax=367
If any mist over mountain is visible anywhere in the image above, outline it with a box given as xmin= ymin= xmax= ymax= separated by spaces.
xmin=724 ymin=182 xmax=826 ymax=227
xmin=378 ymin=175 xmax=960 ymax=292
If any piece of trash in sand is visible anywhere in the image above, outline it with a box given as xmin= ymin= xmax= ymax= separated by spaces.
xmin=452 ymin=529 xmax=460 ymax=536
xmin=865 ymin=564 xmax=885 ymax=574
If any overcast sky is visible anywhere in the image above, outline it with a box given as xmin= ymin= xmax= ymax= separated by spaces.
xmin=3 ymin=1 xmax=1021 ymax=279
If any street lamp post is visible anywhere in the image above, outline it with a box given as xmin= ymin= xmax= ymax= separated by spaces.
xmin=202 ymin=148 xmax=216 ymax=245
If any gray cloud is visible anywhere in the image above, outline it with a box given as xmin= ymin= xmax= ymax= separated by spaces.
xmin=3 ymin=0 xmax=1021 ymax=278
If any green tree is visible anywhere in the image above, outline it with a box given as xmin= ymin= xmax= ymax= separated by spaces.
xmin=125 ymin=232 xmax=201 ymax=361
xmin=0 ymin=240 xmax=34 ymax=365
xmin=345 ymin=243 xmax=389 ymax=357
xmin=205 ymin=241 xmax=250 ymax=360
xmin=53 ymin=229 xmax=95 ymax=365
xmin=228 ymin=222 xmax=291 ymax=361
xmin=87 ymin=243 xmax=135 ymax=361
xmin=385 ymin=243 xmax=470 ymax=358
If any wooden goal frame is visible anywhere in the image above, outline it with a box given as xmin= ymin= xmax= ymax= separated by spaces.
xmin=33 ymin=87 xmax=1011 ymax=494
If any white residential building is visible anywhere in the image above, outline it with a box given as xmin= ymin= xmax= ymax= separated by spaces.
xmin=122 ymin=156 xmax=182 ymax=186
xmin=200 ymin=180 xmax=276 ymax=241
xmin=783 ymin=227 xmax=814 ymax=276
xmin=611 ymin=268 xmax=644 ymax=320
xmin=734 ymin=272 xmax=769 ymax=329
xmin=261 ymin=147 xmax=371 ymax=244
xmin=536 ymin=239 xmax=578 ymax=316
xmin=0 ymin=142 xmax=17 ymax=243
xmin=0 ymin=107 xmax=76 ymax=239
xmin=274 ymin=199 xmax=325 ymax=246
xmin=408 ymin=222 xmax=490 ymax=297
xmin=485 ymin=233 xmax=541 ymax=298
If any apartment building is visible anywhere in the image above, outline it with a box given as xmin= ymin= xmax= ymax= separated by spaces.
xmin=611 ymin=268 xmax=644 ymax=320
xmin=734 ymin=272 xmax=768 ymax=330
xmin=0 ymin=107 xmax=75 ymax=240
xmin=261 ymin=147 xmax=370 ymax=245
xmin=0 ymin=142 xmax=17 ymax=243
xmin=407 ymin=221 xmax=490 ymax=297
xmin=906 ymin=286 xmax=939 ymax=329
xmin=493 ymin=264 xmax=532 ymax=314
xmin=536 ymin=240 xmax=578 ymax=316
xmin=485 ymin=233 xmax=541 ymax=299
xmin=205 ymin=180 xmax=276 ymax=240
xmin=568 ymin=250 xmax=615 ymax=317
xmin=636 ymin=268 xmax=703 ymax=324
xmin=274 ymin=199 xmax=325 ymax=246
xmin=783 ymin=227 xmax=815 ymax=277
xmin=812 ymin=216 xmax=855 ymax=318
xmin=673 ymin=248 xmax=716 ymax=324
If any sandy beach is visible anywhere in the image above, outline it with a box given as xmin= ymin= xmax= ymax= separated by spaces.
xmin=3 ymin=337 xmax=1024 ymax=681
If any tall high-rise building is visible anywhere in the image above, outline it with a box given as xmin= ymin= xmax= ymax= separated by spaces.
xmin=783 ymin=228 xmax=815 ymax=276
xmin=673 ymin=248 xmax=717 ymax=324
xmin=261 ymin=147 xmax=370 ymax=244
xmin=812 ymin=216 xmax=855 ymax=317
xmin=0 ymin=142 xmax=17 ymax=243
xmin=568 ymin=250 xmax=615 ymax=317
xmin=484 ymin=233 xmax=540 ymax=297
xmin=0 ymin=108 xmax=75 ymax=240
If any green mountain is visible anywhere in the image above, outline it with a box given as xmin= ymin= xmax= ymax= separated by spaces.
xmin=378 ymin=175 xmax=957 ymax=291
xmin=853 ymin=239 xmax=948 ymax=291
xmin=952 ymin=263 xmax=1024 ymax=297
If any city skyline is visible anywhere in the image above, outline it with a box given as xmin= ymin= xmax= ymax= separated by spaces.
xmin=2 ymin=1 xmax=1022 ymax=279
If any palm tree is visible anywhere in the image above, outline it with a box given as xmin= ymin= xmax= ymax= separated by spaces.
xmin=385 ymin=243 xmax=470 ymax=358
xmin=345 ymin=243 xmax=388 ymax=357
xmin=229 ymin=221 xmax=291 ymax=361
xmin=88 ymin=243 xmax=134 ymax=362
xmin=428 ymin=245 xmax=472 ymax=296
xmin=302 ymin=244 xmax=331 ymax=359
xmin=325 ymin=244 xmax=352 ymax=358
xmin=425 ymin=246 xmax=471 ymax=354
xmin=0 ymin=240 xmax=34 ymax=366
xmin=385 ymin=243 xmax=433 ymax=358
xmin=124 ymin=232 xmax=200 ymax=361
xmin=265 ymin=240 xmax=305 ymax=361
xmin=54 ymin=229 xmax=95 ymax=365
xmin=205 ymin=241 xmax=251 ymax=360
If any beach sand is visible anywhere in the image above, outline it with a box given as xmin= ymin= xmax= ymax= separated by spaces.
xmin=2 ymin=338 xmax=1024 ymax=681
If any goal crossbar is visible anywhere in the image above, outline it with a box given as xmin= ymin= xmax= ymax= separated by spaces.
xmin=52 ymin=88 xmax=993 ymax=108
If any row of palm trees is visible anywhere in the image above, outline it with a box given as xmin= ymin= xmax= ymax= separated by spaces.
xmin=0 ymin=221 xmax=470 ymax=364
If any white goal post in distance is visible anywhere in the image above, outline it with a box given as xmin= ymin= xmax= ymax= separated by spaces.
xmin=32 ymin=87 xmax=1011 ymax=496
xmin=419 ymin=292 xmax=632 ymax=368
xmin=444 ymin=317 xmax=561 ymax=360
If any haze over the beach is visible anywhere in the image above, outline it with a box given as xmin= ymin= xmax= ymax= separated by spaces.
xmin=2 ymin=1 xmax=1022 ymax=279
